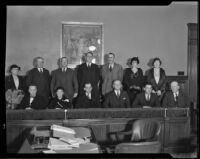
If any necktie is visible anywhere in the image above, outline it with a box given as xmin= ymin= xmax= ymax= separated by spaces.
xmin=109 ymin=65 xmax=112 ymax=72
xmin=39 ymin=68 xmax=43 ymax=73
xmin=175 ymin=93 xmax=178 ymax=102
xmin=62 ymin=68 xmax=66 ymax=72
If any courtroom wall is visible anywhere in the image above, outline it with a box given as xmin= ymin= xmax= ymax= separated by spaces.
xmin=6 ymin=4 xmax=197 ymax=76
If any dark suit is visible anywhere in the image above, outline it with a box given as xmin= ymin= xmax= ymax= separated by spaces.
xmin=162 ymin=91 xmax=189 ymax=108
xmin=132 ymin=92 xmax=160 ymax=108
xmin=75 ymin=91 xmax=101 ymax=108
xmin=77 ymin=63 xmax=100 ymax=95
xmin=48 ymin=97 xmax=71 ymax=109
xmin=147 ymin=68 xmax=166 ymax=92
xmin=5 ymin=75 xmax=27 ymax=92
xmin=26 ymin=68 xmax=51 ymax=103
xmin=51 ymin=68 xmax=78 ymax=101
xmin=103 ymin=90 xmax=130 ymax=108
xmin=17 ymin=94 xmax=47 ymax=109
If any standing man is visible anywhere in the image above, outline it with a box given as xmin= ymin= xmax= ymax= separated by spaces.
xmin=26 ymin=57 xmax=51 ymax=104
xmin=103 ymin=80 xmax=130 ymax=108
xmin=77 ymin=52 xmax=100 ymax=97
xmin=51 ymin=57 xmax=78 ymax=107
xmin=101 ymin=53 xmax=123 ymax=96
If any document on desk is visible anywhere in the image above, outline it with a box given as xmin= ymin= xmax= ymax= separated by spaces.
xmin=53 ymin=143 xmax=99 ymax=153
xmin=51 ymin=124 xmax=76 ymax=139
xmin=59 ymin=137 xmax=90 ymax=146
xmin=48 ymin=137 xmax=73 ymax=150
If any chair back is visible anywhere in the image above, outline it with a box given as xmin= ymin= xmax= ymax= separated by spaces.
xmin=72 ymin=127 xmax=91 ymax=138
xmin=115 ymin=141 xmax=161 ymax=153
xmin=131 ymin=119 xmax=161 ymax=141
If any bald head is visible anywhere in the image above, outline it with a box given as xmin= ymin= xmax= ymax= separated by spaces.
xmin=113 ymin=80 xmax=122 ymax=91
xmin=170 ymin=81 xmax=180 ymax=93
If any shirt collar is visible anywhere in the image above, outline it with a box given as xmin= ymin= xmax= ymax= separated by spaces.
xmin=109 ymin=63 xmax=114 ymax=68
xmin=174 ymin=91 xmax=179 ymax=96
xmin=86 ymin=62 xmax=91 ymax=66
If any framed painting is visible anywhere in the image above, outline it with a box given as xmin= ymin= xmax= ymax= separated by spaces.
xmin=61 ymin=22 xmax=104 ymax=68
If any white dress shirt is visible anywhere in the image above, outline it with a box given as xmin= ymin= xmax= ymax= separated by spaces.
xmin=145 ymin=93 xmax=151 ymax=101
xmin=86 ymin=63 xmax=91 ymax=67
xmin=86 ymin=92 xmax=91 ymax=99
xmin=115 ymin=90 xmax=120 ymax=97
xmin=29 ymin=97 xmax=34 ymax=105
xmin=174 ymin=92 xmax=179 ymax=101
xmin=38 ymin=68 xmax=43 ymax=72
xmin=62 ymin=67 xmax=67 ymax=72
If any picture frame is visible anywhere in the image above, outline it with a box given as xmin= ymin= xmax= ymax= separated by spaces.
xmin=61 ymin=22 xmax=104 ymax=68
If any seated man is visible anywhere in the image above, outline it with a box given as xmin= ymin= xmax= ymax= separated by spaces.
xmin=162 ymin=81 xmax=189 ymax=108
xmin=48 ymin=87 xmax=71 ymax=109
xmin=103 ymin=80 xmax=130 ymax=108
xmin=132 ymin=82 xmax=160 ymax=108
xmin=75 ymin=83 xmax=101 ymax=108
xmin=17 ymin=85 xmax=47 ymax=109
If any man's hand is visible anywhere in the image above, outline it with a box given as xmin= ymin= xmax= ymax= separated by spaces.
xmin=157 ymin=90 xmax=161 ymax=96
xmin=73 ymin=93 xmax=78 ymax=98
xmin=152 ymin=90 xmax=156 ymax=93
xmin=143 ymin=106 xmax=152 ymax=108
xmin=25 ymin=107 xmax=32 ymax=110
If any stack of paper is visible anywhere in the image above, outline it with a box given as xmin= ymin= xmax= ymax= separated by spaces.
xmin=59 ymin=137 xmax=90 ymax=147
xmin=51 ymin=124 xmax=76 ymax=139
xmin=48 ymin=137 xmax=73 ymax=150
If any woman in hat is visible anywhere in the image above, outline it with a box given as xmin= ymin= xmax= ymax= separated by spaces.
xmin=5 ymin=64 xmax=26 ymax=92
xmin=5 ymin=64 xmax=27 ymax=109
xmin=123 ymin=57 xmax=144 ymax=105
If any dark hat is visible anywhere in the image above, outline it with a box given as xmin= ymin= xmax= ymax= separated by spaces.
xmin=9 ymin=64 xmax=21 ymax=72
xmin=130 ymin=57 xmax=140 ymax=64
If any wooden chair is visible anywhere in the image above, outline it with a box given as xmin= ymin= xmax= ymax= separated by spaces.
xmin=114 ymin=118 xmax=161 ymax=153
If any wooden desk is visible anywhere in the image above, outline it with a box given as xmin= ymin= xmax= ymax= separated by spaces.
xmin=6 ymin=108 xmax=190 ymax=153
xmin=18 ymin=138 xmax=100 ymax=154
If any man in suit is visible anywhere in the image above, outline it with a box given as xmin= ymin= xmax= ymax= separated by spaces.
xmin=101 ymin=52 xmax=123 ymax=96
xmin=162 ymin=81 xmax=189 ymax=108
xmin=104 ymin=80 xmax=130 ymax=108
xmin=17 ymin=85 xmax=47 ymax=109
xmin=77 ymin=52 xmax=100 ymax=96
xmin=132 ymin=82 xmax=160 ymax=108
xmin=51 ymin=57 xmax=78 ymax=107
xmin=26 ymin=57 xmax=51 ymax=104
xmin=75 ymin=83 xmax=100 ymax=108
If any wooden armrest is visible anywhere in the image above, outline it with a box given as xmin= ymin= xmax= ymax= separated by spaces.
xmin=117 ymin=130 xmax=132 ymax=136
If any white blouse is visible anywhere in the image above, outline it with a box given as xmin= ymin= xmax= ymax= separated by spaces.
xmin=154 ymin=68 xmax=160 ymax=84
xmin=13 ymin=75 xmax=19 ymax=90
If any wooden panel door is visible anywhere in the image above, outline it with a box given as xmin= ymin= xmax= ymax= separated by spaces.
xmin=187 ymin=23 xmax=198 ymax=106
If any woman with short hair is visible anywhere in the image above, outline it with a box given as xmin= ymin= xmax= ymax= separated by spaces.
xmin=123 ymin=57 xmax=144 ymax=105
xmin=147 ymin=57 xmax=166 ymax=102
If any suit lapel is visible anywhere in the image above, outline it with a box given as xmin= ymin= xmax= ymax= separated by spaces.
xmin=9 ymin=75 xmax=17 ymax=89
